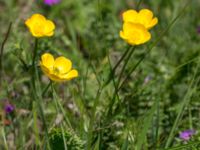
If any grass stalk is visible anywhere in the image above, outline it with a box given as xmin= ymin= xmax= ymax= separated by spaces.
xmin=0 ymin=22 xmax=12 ymax=85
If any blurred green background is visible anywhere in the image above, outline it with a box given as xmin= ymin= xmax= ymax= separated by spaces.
xmin=0 ymin=0 xmax=200 ymax=149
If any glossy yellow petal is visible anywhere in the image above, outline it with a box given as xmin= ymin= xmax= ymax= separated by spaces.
xmin=25 ymin=19 xmax=32 ymax=29
xmin=40 ymin=63 xmax=51 ymax=74
xmin=41 ymin=53 xmax=54 ymax=71
xmin=31 ymin=14 xmax=46 ymax=22
xmin=139 ymin=9 xmax=153 ymax=20
xmin=46 ymin=31 xmax=54 ymax=36
xmin=122 ymin=9 xmax=158 ymax=30
xmin=54 ymin=56 xmax=72 ymax=74
xmin=138 ymin=9 xmax=158 ymax=29
xmin=122 ymin=10 xmax=138 ymax=23
xmin=119 ymin=30 xmax=127 ymax=40
xmin=61 ymin=69 xmax=78 ymax=80
xmin=44 ymin=20 xmax=55 ymax=35
xmin=48 ymin=74 xmax=63 ymax=82
xmin=32 ymin=25 xmax=45 ymax=37
xmin=120 ymin=22 xmax=151 ymax=45
xmin=148 ymin=17 xmax=158 ymax=29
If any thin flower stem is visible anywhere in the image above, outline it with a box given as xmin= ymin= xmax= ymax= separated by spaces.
xmin=87 ymin=85 xmax=102 ymax=149
xmin=106 ymin=47 xmax=136 ymax=117
xmin=30 ymin=39 xmax=50 ymax=149
xmin=51 ymin=82 xmax=72 ymax=128
xmin=32 ymin=38 xmax=38 ymax=67
xmin=112 ymin=46 xmax=131 ymax=74
xmin=117 ymin=46 xmax=136 ymax=87
xmin=33 ymin=101 xmax=40 ymax=146
xmin=103 ymin=46 xmax=131 ymax=87
xmin=0 ymin=22 xmax=12 ymax=85
xmin=31 ymin=39 xmax=38 ymax=91
xmin=42 ymin=81 xmax=52 ymax=97
xmin=105 ymin=56 xmax=121 ymax=118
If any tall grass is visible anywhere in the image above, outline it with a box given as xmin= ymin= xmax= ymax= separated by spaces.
xmin=0 ymin=0 xmax=200 ymax=149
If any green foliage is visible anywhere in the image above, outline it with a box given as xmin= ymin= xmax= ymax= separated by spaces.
xmin=0 ymin=0 xmax=200 ymax=149
xmin=49 ymin=128 xmax=84 ymax=150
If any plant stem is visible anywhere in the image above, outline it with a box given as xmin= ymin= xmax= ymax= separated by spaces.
xmin=103 ymin=46 xmax=131 ymax=87
xmin=0 ymin=22 xmax=12 ymax=86
xmin=117 ymin=46 xmax=136 ymax=87
xmin=42 ymin=81 xmax=52 ymax=97
xmin=32 ymin=38 xmax=38 ymax=67
xmin=30 ymin=39 xmax=50 ymax=149
xmin=51 ymin=82 xmax=72 ymax=128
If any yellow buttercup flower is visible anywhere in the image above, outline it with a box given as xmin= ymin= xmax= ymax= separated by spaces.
xmin=40 ymin=53 xmax=78 ymax=82
xmin=25 ymin=14 xmax=55 ymax=38
xmin=120 ymin=22 xmax=151 ymax=45
xmin=122 ymin=9 xmax=158 ymax=30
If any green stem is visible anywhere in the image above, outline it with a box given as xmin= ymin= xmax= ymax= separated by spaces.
xmin=30 ymin=38 xmax=50 ymax=149
xmin=33 ymin=101 xmax=40 ymax=146
xmin=105 ymin=47 xmax=135 ymax=117
xmin=103 ymin=46 xmax=131 ymax=87
xmin=51 ymin=82 xmax=72 ymax=128
xmin=105 ymin=56 xmax=121 ymax=118
xmin=32 ymin=38 xmax=38 ymax=67
xmin=117 ymin=46 xmax=136 ymax=87
xmin=42 ymin=81 xmax=51 ymax=97
xmin=0 ymin=22 xmax=12 ymax=86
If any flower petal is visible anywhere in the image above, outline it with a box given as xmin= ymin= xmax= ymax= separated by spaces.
xmin=148 ymin=17 xmax=158 ymax=29
xmin=44 ymin=20 xmax=55 ymax=36
xmin=61 ymin=69 xmax=78 ymax=80
xmin=54 ymin=56 xmax=72 ymax=74
xmin=138 ymin=9 xmax=158 ymax=29
xmin=25 ymin=14 xmax=55 ymax=37
xmin=120 ymin=22 xmax=151 ymax=45
xmin=41 ymin=53 xmax=54 ymax=71
xmin=122 ymin=9 xmax=138 ymax=22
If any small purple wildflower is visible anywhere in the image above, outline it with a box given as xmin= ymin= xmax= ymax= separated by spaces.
xmin=179 ymin=129 xmax=196 ymax=141
xmin=4 ymin=104 xmax=14 ymax=113
xmin=44 ymin=0 xmax=61 ymax=6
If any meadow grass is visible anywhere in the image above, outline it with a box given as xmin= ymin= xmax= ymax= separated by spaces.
xmin=0 ymin=0 xmax=200 ymax=149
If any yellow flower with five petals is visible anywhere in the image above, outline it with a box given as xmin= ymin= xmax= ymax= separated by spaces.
xmin=25 ymin=14 xmax=55 ymax=38
xmin=120 ymin=9 xmax=158 ymax=45
xmin=40 ymin=53 xmax=78 ymax=82
xmin=122 ymin=9 xmax=158 ymax=30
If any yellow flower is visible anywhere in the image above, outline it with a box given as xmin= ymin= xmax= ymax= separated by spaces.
xmin=122 ymin=9 xmax=158 ymax=30
xmin=40 ymin=53 xmax=78 ymax=82
xmin=120 ymin=22 xmax=151 ymax=45
xmin=25 ymin=14 xmax=55 ymax=38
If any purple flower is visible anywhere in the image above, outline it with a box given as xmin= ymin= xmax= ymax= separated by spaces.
xmin=4 ymin=104 xmax=14 ymax=113
xmin=197 ymin=26 xmax=200 ymax=34
xmin=179 ymin=129 xmax=196 ymax=141
xmin=44 ymin=0 xmax=61 ymax=6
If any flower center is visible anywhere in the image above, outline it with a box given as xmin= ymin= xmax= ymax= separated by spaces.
xmin=53 ymin=67 xmax=61 ymax=75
